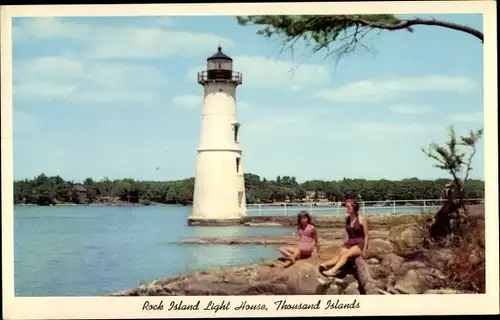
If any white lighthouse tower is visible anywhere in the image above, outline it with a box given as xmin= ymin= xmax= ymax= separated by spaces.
xmin=188 ymin=46 xmax=246 ymax=225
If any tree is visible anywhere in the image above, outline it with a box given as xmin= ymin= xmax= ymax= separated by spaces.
xmin=421 ymin=126 xmax=483 ymax=242
xmin=295 ymin=186 xmax=307 ymax=201
xmin=13 ymin=172 xmax=484 ymax=206
xmin=236 ymin=15 xmax=483 ymax=63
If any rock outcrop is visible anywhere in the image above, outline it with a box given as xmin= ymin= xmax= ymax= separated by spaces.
xmin=110 ymin=261 xmax=331 ymax=296
xmin=110 ymin=235 xmax=454 ymax=296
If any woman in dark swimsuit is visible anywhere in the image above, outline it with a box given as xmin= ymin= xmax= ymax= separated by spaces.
xmin=279 ymin=210 xmax=320 ymax=267
xmin=318 ymin=198 xmax=369 ymax=277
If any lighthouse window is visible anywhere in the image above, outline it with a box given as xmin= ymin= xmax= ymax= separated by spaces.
xmin=217 ymin=62 xmax=222 ymax=69
xmin=233 ymin=123 xmax=240 ymax=143
xmin=236 ymin=157 xmax=241 ymax=173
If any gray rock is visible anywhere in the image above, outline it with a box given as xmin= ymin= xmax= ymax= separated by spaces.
xmin=343 ymin=281 xmax=360 ymax=295
xmin=365 ymin=239 xmax=395 ymax=259
xmin=388 ymin=223 xmax=425 ymax=251
xmin=374 ymin=279 xmax=386 ymax=289
xmin=326 ymin=284 xmax=341 ymax=295
xmin=424 ymin=288 xmax=460 ymax=294
xmin=394 ymin=269 xmax=427 ymax=294
xmin=399 ymin=261 xmax=427 ymax=274
xmin=369 ymin=264 xmax=392 ymax=279
xmin=380 ymin=253 xmax=405 ymax=273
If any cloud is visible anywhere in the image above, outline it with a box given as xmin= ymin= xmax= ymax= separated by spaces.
xmin=172 ymin=94 xmax=201 ymax=109
xmin=13 ymin=17 xmax=91 ymax=42
xmin=144 ymin=16 xmax=176 ymax=27
xmin=13 ymin=56 xmax=168 ymax=104
xmin=237 ymin=101 xmax=253 ymax=110
xmin=185 ymin=55 xmax=330 ymax=89
xmin=14 ymin=82 xmax=78 ymax=100
xmin=316 ymin=75 xmax=478 ymax=103
xmin=351 ymin=122 xmax=439 ymax=133
xmin=235 ymin=55 xmax=331 ymax=88
xmin=238 ymin=101 xmax=320 ymax=138
xmin=447 ymin=112 xmax=484 ymax=122
xmin=88 ymin=29 xmax=234 ymax=59
xmin=245 ymin=115 xmax=308 ymax=136
xmin=13 ymin=17 xmax=235 ymax=59
xmin=388 ymin=104 xmax=435 ymax=115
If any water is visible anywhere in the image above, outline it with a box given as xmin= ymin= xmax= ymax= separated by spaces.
xmin=13 ymin=205 xmax=294 ymax=297
xmin=13 ymin=204 xmax=436 ymax=297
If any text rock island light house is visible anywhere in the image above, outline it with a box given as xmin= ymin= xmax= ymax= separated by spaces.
xmin=188 ymin=46 xmax=247 ymax=225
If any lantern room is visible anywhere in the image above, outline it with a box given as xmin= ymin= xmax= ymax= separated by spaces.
xmin=197 ymin=46 xmax=242 ymax=85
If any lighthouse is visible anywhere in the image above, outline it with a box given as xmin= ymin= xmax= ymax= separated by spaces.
xmin=188 ymin=46 xmax=246 ymax=225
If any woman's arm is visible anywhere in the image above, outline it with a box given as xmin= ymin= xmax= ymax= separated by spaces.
xmin=361 ymin=217 xmax=369 ymax=254
xmin=312 ymin=226 xmax=321 ymax=255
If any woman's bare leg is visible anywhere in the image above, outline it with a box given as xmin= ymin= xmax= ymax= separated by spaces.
xmin=279 ymin=246 xmax=296 ymax=260
xmin=319 ymin=247 xmax=348 ymax=270
xmin=282 ymin=247 xmax=300 ymax=267
xmin=323 ymin=246 xmax=362 ymax=276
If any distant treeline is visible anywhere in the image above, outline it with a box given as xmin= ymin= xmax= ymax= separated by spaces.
xmin=13 ymin=173 xmax=485 ymax=206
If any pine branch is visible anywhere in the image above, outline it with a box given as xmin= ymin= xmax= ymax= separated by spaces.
xmin=348 ymin=16 xmax=484 ymax=42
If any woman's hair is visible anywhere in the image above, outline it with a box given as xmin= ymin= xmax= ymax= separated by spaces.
xmin=345 ymin=198 xmax=360 ymax=215
xmin=297 ymin=210 xmax=313 ymax=228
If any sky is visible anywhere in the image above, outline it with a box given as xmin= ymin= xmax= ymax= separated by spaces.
xmin=11 ymin=13 xmax=485 ymax=183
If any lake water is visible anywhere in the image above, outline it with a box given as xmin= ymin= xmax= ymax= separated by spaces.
xmin=13 ymin=205 xmax=294 ymax=297
xmin=13 ymin=204 xmax=437 ymax=297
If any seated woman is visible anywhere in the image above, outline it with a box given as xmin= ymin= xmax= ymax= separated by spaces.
xmin=318 ymin=198 xmax=368 ymax=277
xmin=279 ymin=210 xmax=320 ymax=267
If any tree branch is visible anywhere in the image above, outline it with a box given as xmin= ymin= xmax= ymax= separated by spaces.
xmin=350 ymin=17 xmax=484 ymax=43
xmin=462 ymin=145 xmax=477 ymax=195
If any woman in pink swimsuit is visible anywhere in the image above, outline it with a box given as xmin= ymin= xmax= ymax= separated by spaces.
xmin=279 ymin=210 xmax=320 ymax=267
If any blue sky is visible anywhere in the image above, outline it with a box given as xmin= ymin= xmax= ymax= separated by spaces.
xmin=11 ymin=14 xmax=485 ymax=182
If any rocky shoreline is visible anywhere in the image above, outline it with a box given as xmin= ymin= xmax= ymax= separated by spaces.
xmin=174 ymin=230 xmax=390 ymax=247
xmin=110 ymin=207 xmax=485 ymax=296
xmin=109 ymin=242 xmax=463 ymax=296
xmin=187 ymin=211 xmax=432 ymax=228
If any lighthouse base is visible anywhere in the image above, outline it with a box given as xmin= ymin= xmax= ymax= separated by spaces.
xmin=187 ymin=216 xmax=244 ymax=227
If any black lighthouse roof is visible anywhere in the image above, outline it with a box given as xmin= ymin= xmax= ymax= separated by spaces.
xmin=207 ymin=46 xmax=232 ymax=61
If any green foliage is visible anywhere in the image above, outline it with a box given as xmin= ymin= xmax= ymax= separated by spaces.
xmin=13 ymin=172 xmax=485 ymax=206
xmin=236 ymin=15 xmax=483 ymax=62
xmin=421 ymin=126 xmax=483 ymax=201
xmin=237 ymin=15 xmax=400 ymax=49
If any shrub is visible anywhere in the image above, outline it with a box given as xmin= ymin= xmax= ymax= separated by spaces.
xmin=425 ymin=215 xmax=485 ymax=293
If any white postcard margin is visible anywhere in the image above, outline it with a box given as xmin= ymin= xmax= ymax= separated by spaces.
xmin=1 ymin=1 xmax=498 ymax=319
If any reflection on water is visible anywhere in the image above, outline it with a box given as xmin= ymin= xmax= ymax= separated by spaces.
xmin=185 ymin=226 xmax=292 ymax=238
xmin=181 ymin=245 xmax=280 ymax=273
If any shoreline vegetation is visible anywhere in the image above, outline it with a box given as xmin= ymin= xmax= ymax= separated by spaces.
xmin=13 ymin=173 xmax=484 ymax=207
